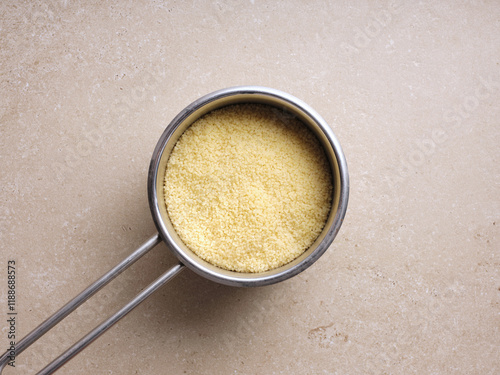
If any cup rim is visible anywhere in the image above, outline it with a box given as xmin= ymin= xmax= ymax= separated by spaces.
xmin=147 ymin=86 xmax=349 ymax=287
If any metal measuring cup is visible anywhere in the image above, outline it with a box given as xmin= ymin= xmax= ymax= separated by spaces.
xmin=0 ymin=86 xmax=349 ymax=374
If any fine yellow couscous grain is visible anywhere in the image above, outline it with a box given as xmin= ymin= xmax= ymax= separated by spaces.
xmin=164 ymin=104 xmax=332 ymax=273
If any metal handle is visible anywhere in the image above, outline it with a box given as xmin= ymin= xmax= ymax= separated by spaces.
xmin=0 ymin=233 xmax=185 ymax=374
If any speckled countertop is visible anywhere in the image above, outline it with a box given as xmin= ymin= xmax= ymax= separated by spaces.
xmin=1 ymin=1 xmax=499 ymax=374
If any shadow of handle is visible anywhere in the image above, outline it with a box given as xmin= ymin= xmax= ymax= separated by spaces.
xmin=0 ymin=234 xmax=185 ymax=374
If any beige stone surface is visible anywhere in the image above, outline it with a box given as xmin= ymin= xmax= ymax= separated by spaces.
xmin=0 ymin=1 xmax=499 ymax=374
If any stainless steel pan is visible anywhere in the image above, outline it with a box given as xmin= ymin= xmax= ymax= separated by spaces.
xmin=0 ymin=86 xmax=349 ymax=374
